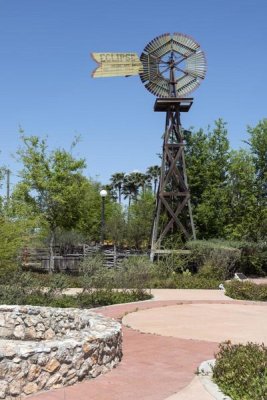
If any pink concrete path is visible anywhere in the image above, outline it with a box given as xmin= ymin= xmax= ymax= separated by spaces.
xmin=28 ymin=292 xmax=267 ymax=400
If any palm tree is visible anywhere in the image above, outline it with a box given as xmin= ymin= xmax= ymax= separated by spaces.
xmin=104 ymin=184 xmax=117 ymax=202
xmin=146 ymin=165 xmax=161 ymax=195
xmin=130 ymin=171 xmax=148 ymax=194
xmin=110 ymin=172 xmax=125 ymax=204
xmin=122 ymin=174 xmax=139 ymax=207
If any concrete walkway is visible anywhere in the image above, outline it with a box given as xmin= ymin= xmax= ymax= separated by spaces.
xmin=28 ymin=289 xmax=267 ymax=400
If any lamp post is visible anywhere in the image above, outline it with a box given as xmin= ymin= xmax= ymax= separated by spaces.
xmin=100 ymin=189 xmax=107 ymax=245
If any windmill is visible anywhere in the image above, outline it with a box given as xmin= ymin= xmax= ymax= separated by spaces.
xmin=91 ymin=33 xmax=207 ymax=260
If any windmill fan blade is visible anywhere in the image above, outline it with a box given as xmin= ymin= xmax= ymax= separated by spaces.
xmin=176 ymin=75 xmax=199 ymax=96
xmin=173 ymin=33 xmax=200 ymax=53
xmin=144 ymin=33 xmax=171 ymax=55
xmin=140 ymin=54 xmax=158 ymax=75
xmin=185 ymin=51 xmax=207 ymax=79
xmin=139 ymin=32 xmax=207 ymax=98
xmin=145 ymin=75 xmax=169 ymax=97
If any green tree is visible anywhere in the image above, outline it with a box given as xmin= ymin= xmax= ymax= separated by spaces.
xmin=247 ymin=119 xmax=267 ymax=195
xmin=127 ymin=191 xmax=155 ymax=249
xmin=105 ymin=203 xmax=126 ymax=249
xmin=110 ymin=172 xmax=125 ymax=204
xmin=0 ymin=216 xmax=35 ymax=269
xmin=224 ymin=149 xmax=259 ymax=239
xmin=122 ymin=173 xmax=140 ymax=207
xmin=130 ymin=171 xmax=148 ymax=194
xmin=104 ymin=183 xmax=117 ymax=202
xmin=146 ymin=165 xmax=161 ymax=195
xmin=185 ymin=119 xmax=230 ymax=238
xmin=16 ymin=135 xmax=87 ymax=272
xmin=246 ymin=119 xmax=267 ymax=240
xmin=76 ymin=179 xmax=115 ymax=242
xmin=185 ymin=127 xmax=210 ymax=208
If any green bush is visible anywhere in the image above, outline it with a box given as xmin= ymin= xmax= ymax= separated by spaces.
xmin=238 ymin=242 xmax=267 ymax=276
xmin=78 ymin=255 xmax=155 ymax=290
xmin=76 ymin=289 xmax=151 ymax=308
xmin=185 ymin=239 xmax=267 ymax=278
xmin=186 ymin=240 xmax=241 ymax=279
xmin=78 ymin=254 xmax=222 ymax=290
xmin=0 ymin=264 xmax=152 ymax=307
xmin=114 ymin=256 xmax=155 ymax=288
xmin=213 ymin=341 xmax=267 ymax=400
xmin=0 ymin=285 xmax=151 ymax=308
xmin=150 ymin=274 xmax=221 ymax=289
xmin=225 ymin=280 xmax=267 ymax=301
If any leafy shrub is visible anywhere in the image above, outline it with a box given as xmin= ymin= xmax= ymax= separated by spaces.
xmin=79 ymin=255 xmax=155 ymax=290
xmin=198 ymin=264 xmax=225 ymax=280
xmin=0 ymin=264 xmax=152 ymax=307
xmin=186 ymin=240 xmax=241 ymax=279
xmin=79 ymin=253 xmax=113 ymax=289
xmin=213 ymin=341 xmax=267 ymax=400
xmin=0 ymin=283 xmax=151 ymax=308
xmin=195 ymin=240 xmax=267 ymax=277
xmin=156 ymin=253 xmax=191 ymax=276
xmin=76 ymin=289 xmax=151 ymax=308
xmin=115 ymin=256 xmax=155 ymax=288
xmin=225 ymin=280 xmax=267 ymax=301
xmin=150 ymin=274 xmax=221 ymax=289
xmin=79 ymin=255 xmax=222 ymax=290
xmin=0 ymin=271 xmax=40 ymax=304
xmin=238 ymin=242 xmax=267 ymax=276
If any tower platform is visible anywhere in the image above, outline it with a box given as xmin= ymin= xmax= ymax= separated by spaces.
xmin=154 ymin=97 xmax=193 ymax=112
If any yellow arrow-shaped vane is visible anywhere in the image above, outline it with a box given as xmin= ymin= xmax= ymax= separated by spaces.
xmin=91 ymin=52 xmax=143 ymax=78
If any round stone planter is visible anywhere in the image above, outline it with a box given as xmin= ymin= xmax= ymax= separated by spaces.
xmin=0 ymin=305 xmax=122 ymax=399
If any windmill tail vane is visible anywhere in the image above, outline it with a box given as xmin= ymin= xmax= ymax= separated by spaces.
xmin=91 ymin=52 xmax=143 ymax=78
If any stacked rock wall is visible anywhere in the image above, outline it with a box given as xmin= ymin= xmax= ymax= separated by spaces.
xmin=0 ymin=305 xmax=122 ymax=399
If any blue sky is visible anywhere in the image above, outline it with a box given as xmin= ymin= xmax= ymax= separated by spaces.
xmin=0 ymin=0 xmax=266 ymax=193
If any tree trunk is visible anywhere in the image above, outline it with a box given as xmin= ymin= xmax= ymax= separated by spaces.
xmin=118 ymin=186 xmax=121 ymax=204
xmin=154 ymin=179 xmax=158 ymax=195
xmin=49 ymin=231 xmax=55 ymax=274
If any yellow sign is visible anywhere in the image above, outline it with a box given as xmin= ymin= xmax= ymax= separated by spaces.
xmin=91 ymin=52 xmax=143 ymax=78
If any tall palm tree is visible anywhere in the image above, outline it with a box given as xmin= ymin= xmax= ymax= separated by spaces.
xmin=130 ymin=171 xmax=148 ymax=194
xmin=110 ymin=172 xmax=125 ymax=204
xmin=146 ymin=165 xmax=161 ymax=195
xmin=104 ymin=184 xmax=117 ymax=202
xmin=122 ymin=174 xmax=139 ymax=207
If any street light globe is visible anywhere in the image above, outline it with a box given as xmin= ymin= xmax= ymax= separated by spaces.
xmin=100 ymin=189 xmax=108 ymax=198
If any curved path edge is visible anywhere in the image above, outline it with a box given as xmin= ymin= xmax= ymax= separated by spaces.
xmin=28 ymin=293 xmax=267 ymax=400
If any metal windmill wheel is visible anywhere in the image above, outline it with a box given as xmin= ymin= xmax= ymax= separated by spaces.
xmin=139 ymin=33 xmax=207 ymax=98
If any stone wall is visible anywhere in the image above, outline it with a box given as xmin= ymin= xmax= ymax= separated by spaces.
xmin=0 ymin=305 xmax=122 ymax=399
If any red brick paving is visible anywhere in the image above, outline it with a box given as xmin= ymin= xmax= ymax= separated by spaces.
xmin=28 ymin=299 xmax=267 ymax=400
xmin=29 ymin=300 xmax=219 ymax=400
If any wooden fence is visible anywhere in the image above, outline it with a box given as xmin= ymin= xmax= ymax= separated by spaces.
xmin=21 ymin=245 xmax=147 ymax=273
